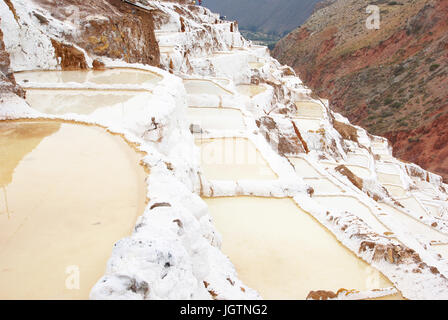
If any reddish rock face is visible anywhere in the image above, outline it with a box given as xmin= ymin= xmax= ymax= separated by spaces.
xmin=33 ymin=0 xmax=160 ymax=67
xmin=273 ymin=0 xmax=448 ymax=181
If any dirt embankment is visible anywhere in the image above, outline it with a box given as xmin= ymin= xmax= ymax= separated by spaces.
xmin=273 ymin=0 xmax=448 ymax=181
xmin=32 ymin=0 xmax=160 ymax=68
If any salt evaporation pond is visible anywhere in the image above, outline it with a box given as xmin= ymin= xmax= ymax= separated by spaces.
xmin=205 ymin=197 xmax=392 ymax=299
xmin=290 ymin=157 xmax=321 ymax=178
xmin=248 ymin=62 xmax=264 ymax=69
xmin=24 ymin=89 xmax=152 ymax=116
xmin=431 ymin=244 xmax=448 ymax=260
xmin=384 ymin=185 xmax=407 ymax=198
xmin=295 ymin=101 xmax=323 ymax=118
xmin=196 ymin=138 xmax=277 ymax=180
xmin=15 ymin=68 xmax=162 ymax=86
xmin=377 ymin=172 xmax=403 ymax=185
xmin=184 ymin=79 xmax=232 ymax=96
xmin=345 ymin=165 xmax=371 ymax=179
xmin=187 ymin=107 xmax=245 ymax=131
xmin=0 ymin=121 xmax=146 ymax=299
xmin=304 ymin=178 xmax=343 ymax=194
xmin=379 ymin=203 xmax=448 ymax=243
xmin=293 ymin=118 xmax=322 ymax=132
xmin=237 ymin=84 xmax=266 ymax=98
xmin=314 ymin=196 xmax=389 ymax=234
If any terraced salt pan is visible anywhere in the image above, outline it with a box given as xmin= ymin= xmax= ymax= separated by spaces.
xmin=430 ymin=244 xmax=448 ymax=259
xmin=15 ymin=68 xmax=162 ymax=86
xmin=414 ymin=179 xmax=437 ymax=194
xmin=0 ymin=121 xmax=146 ymax=299
xmin=248 ymin=62 xmax=264 ymax=69
xmin=304 ymin=178 xmax=343 ymax=194
xmin=346 ymin=153 xmax=370 ymax=167
xmin=424 ymin=204 xmax=440 ymax=217
xmin=159 ymin=46 xmax=175 ymax=54
xmin=212 ymin=78 xmax=230 ymax=87
xmin=236 ymin=84 xmax=266 ymax=98
xmin=290 ymin=157 xmax=321 ymax=178
xmin=320 ymin=161 xmax=339 ymax=172
xmin=294 ymin=101 xmax=323 ymax=118
xmin=195 ymin=138 xmax=277 ymax=180
xmin=211 ymin=51 xmax=235 ymax=57
xmin=377 ymin=172 xmax=402 ymax=185
xmin=384 ymin=184 xmax=407 ymax=198
xmin=24 ymin=89 xmax=151 ymax=116
xmin=400 ymin=197 xmax=428 ymax=217
xmin=293 ymin=118 xmax=322 ymax=132
xmin=345 ymin=165 xmax=371 ymax=179
xmin=184 ymin=79 xmax=232 ymax=96
xmin=205 ymin=197 xmax=392 ymax=299
xmin=372 ymin=142 xmax=389 ymax=155
xmin=379 ymin=203 xmax=448 ymax=243
xmin=314 ymin=196 xmax=389 ymax=234
xmin=187 ymin=107 xmax=245 ymax=131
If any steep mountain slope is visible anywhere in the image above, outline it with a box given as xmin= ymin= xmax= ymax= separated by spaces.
xmin=273 ymin=0 xmax=448 ymax=181
xmin=203 ymin=0 xmax=321 ymax=36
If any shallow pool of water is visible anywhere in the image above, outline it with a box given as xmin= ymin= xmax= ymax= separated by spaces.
xmin=0 ymin=121 xmax=146 ymax=299
xmin=400 ymin=197 xmax=428 ymax=216
xmin=414 ymin=180 xmax=437 ymax=194
xmin=425 ymin=204 xmax=440 ymax=217
xmin=15 ymin=68 xmax=161 ymax=86
xmin=24 ymin=89 xmax=151 ymax=116
xmin=372 ymin=143 xmax=388 ymax=155
xmin=195 ymin=138 xmax=277 ymax=180
xmin=159 ymin=46 xmax=174 ymax=54
xmin=346 ymin=153 xmax=370 ymax=168
xmin=304 ymin=178 xmax=343 ymax=194
xmin=248 ymin=62 xmax=264 ymax=69
xmin=346 ymin=165 xmax=371 ymax=179
xmin=295 ymin=101 xmax=323 ymax=118
xmin=237 ymin=85 xmax=266 ymax=98
xmin=293 ymin=118 xmax=321 ymax=132
xmin=290 ymin=157 xmax=321 ymax=178
xmin=184 ymin=79 xmax=232 ymax=96
xmin=430 ymin=244 xmax=448 ymax=259
xmin=205 ymin=197 xmax=392 ymax=299
xmin=377 ymin=172 xmax=402 ymax=185
xmin=187 ymin=107 xmax=245 ymax=131
xmin=384 ymin=185 xmax=407 ymax=198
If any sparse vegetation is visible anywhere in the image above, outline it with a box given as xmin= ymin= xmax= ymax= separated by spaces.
xmin=391 ymin=101 xmax=403 ymax=109
xmin=429 ymin=64 xmax=440 ymax=72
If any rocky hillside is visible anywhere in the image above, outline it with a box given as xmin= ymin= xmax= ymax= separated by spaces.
xmin=273 ymin=0 xmax=448 ymax=181
xmin=0 ymin=0 xmax=160 ymax=72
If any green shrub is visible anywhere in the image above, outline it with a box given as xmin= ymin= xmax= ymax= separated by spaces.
xmin=384 ymin=97 xmax=394 ymax=105
xmin=430 ymin=64 xmax=440 ymax=72
xmin=391 ymin=102 xmax=403 ymax=109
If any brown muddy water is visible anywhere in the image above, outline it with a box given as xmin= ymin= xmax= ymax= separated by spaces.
xmin=0 ymin=121 xmax=146 ymax=299
xmin=205 ymin=197 xmax=393 ymax=299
